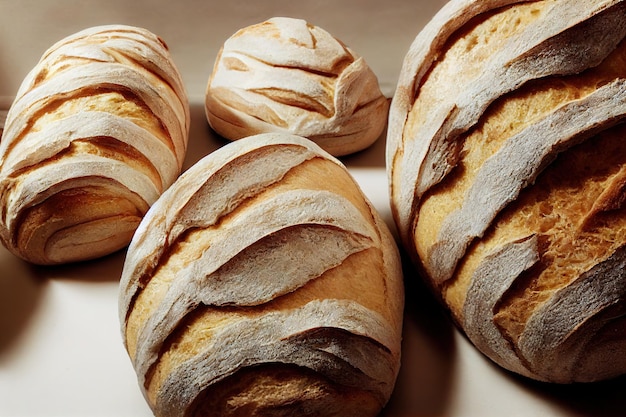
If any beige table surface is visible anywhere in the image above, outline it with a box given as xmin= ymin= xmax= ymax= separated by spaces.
xmin=1 ymin=1 xmax=625 ymax=416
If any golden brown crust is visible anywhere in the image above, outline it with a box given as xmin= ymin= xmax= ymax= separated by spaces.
xmin=120 ymin=133 xmax=404 ymax=416
xmin=388 ymin=0 xmax=626 ymax=382
xmin=186 ymin=364 xmax=382 ymax=417
xmin=205 ymin=17 xmax=389 ymax=157
xmin=0 ymin=25 xmax=190 ymax=265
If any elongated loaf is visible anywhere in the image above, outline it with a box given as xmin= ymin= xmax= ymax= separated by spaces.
xmin=205 ymin=17 xmax=389 ymax=157
xmin=119 ymin=133 xmax=404 ymax=417
xmin=0 ymin=25 xmax=190 ymax=265
xmin=387 ymin=0 xmax=626 ymax=383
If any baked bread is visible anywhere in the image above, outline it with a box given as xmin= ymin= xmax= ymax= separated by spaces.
xmin=0 ymin=25 xmax=190 ymax=265
xmin=205 ymin=17 xmax=389 ymax=157
xmin=387 ymin=0 xmax=626 ymax=383
xmin=119 ymin=133 xmax=404 ymax=417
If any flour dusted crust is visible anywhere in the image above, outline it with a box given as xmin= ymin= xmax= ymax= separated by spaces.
xmin=205 ymin=17 xmax=389 ymax=157
xmin=119 ymin=133 xmax=404 ymax=417
xmin=0 ymin=25 xmax=190 ymax=265
xmin=387 ymin=0 xmax=626 ymax=382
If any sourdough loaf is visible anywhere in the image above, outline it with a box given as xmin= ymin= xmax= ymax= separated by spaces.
xmin=205 ymin=17 xmax=389 ymax=157
xmin=387 ymin=0 xmax=626 ymax=383
xmin=119 ymin=132 xmax=404 ymax=417
xmin=0 ymin=25 xmax=190 ymax=265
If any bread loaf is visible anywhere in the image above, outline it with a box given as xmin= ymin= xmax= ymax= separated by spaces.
xmin=0 ymin=25 xmax=190 ymax=265
xmin=205 ymin=17 xmax=389 ymax=157
xmin=119 ymin=133 xmax=404 ymax=417
xmin=387 ymin=0 xmax=626 ymax=383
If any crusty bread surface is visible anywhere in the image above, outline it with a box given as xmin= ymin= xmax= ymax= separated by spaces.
xmin=387 ymin=0 xmax=626 ymax=383
xmin=0 ymin=25 xmax=190 ymax=265
xmin=205 ymin=17 xmax=389 ymax=157
xmin=119 ymin=133 xmax=404 ymax=417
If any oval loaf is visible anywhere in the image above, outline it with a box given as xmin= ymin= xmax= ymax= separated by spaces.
xmin=0 ymin=25 xmax=190 ymax=265
xmin=205 ymin=17 xmax=389 ymax=157
xmin=119 ymin=133 xmax=405 ymax=417
xmin=387 ymin=0 xmax=626 ymax=383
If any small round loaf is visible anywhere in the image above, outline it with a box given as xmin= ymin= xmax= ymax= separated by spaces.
xmin=0 ymin=25 xmax=190 ymax=265
xmin=387 ymin=0 xmax=626 ymax=383
xmin=205 ymin=17 xmax=389 ymax=157
xmin=119 ymin=133 xmax=404 ymax=417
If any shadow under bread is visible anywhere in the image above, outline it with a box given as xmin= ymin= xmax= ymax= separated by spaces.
xmin=381 ymin=247 xmax=457 ymax=417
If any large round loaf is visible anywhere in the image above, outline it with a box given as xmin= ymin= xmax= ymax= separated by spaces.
xmin=387 ymin=0 xmax=626 ymax=383
xmin=119 ymin=133 xmax=404 ymax=417
xmin=0 ymin=25 xmax=190 ymax=265
xmin=205 ymin=17 xmax=389 ymax=157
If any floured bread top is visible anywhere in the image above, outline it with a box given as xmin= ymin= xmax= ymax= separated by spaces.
xmin=119 ymin=132 xmax=404 ymax=417
xmin=387 ymin=0 xmax=626 ymax=383
xmin=0 ymin=25 xmax=190 ymax=264
xmin=205 ymin=17 xmax=389 ymax=157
